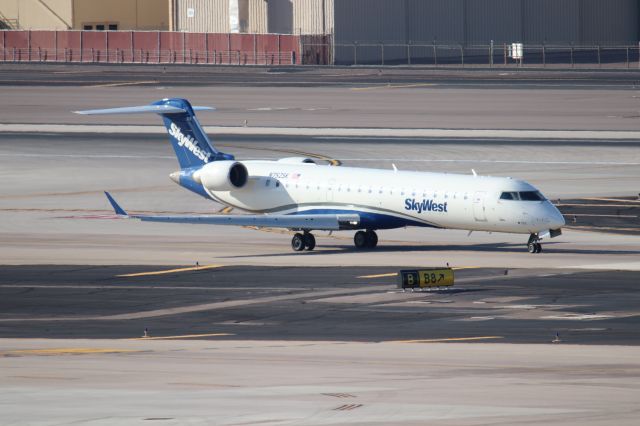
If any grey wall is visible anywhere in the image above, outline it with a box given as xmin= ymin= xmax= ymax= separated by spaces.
xmin=334 ymin=0 xmax=639 ymax=45
xmin=268 ymin=0 xmax=293 ymax=34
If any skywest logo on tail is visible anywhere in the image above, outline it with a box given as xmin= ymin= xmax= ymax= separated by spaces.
xmin=169 ymin=123 xmax=211 ymax=163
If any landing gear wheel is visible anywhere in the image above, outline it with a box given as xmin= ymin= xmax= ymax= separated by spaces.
xmin=303 ymin=233 xmax=316 ymax=251
xmin=291 ymin=233 xmax=305 ymax=252
xmin=527 ymin=242 xmax=542 ymax=254
xmin=354 ymin=231 xmax=368 ymax=249
xmin=365 ymin=230 xmax=378 ymax=248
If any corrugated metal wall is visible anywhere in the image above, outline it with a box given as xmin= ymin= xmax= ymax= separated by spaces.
xmin=522 ymin=0 xmax=581 ymax=44
xmin=177 ymin=0 xmax=229 ymax=33
xmin=268 ymin=0 xmax=293 ymax=33
xmin=332 ymin=0 xmax=639 ymax=44
xmin=247 ymin=0 xmax=267 ymax=33
xmin=334 ymin=0 xmax=405 ymax=42
xmin=293 ymin=0 xmax=334 ymax=35
xmin=406 ymin=0 xmax=463 ymax=43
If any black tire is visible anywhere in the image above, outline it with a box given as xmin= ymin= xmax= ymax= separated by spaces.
xmin=354 ymin=231 xmax=368 ymax=249
xmin=527 ymin=243 xmax=536 ymax=254
xmin=291 ymin=233 xmax=305 ymax=252
xmin=535 ymin=243 xmax=542 ymax=253
xmin=303 ymin=233 xmax=316 ymax=251
xmin=365 ymin=230 xmax=378 ymax=248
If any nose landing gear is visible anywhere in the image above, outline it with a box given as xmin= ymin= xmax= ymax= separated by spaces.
xmin=527 ymin=234 xmax=542 ymax=254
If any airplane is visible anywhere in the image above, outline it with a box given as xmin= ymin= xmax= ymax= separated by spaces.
xmin=77 ymin=98 xmax=565 ymax=254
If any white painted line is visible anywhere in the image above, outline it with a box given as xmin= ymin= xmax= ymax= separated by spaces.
xmin=2 ymin=124 xmax=640 ymax=140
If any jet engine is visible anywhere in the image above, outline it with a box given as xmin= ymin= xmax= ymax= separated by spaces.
xmin=193 ymin=161 xmax=248 ymax=191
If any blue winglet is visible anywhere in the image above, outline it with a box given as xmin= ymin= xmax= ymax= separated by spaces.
xmin=104 ymin=192 xmax=128 ymax=216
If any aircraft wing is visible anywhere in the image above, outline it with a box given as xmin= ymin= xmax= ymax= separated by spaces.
xmin=104 ymin=192 xmax=359 ymax=231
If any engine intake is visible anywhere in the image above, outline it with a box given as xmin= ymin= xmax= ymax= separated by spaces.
xmin=194 ymin=161 xmax=248 ymax=191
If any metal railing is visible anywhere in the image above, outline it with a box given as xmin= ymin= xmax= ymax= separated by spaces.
xmin=0 ymin=47 xmax=297 ymax=66
xmin=303 ymin=42 xmax=640 ymax=68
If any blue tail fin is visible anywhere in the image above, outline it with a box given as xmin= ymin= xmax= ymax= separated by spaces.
xmin=75 ymin=98 xmax=234 ymax=169
xmin=153 ymin=98 xmax=234 ymax=169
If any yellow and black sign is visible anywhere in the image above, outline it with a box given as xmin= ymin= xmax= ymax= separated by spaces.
xmin=398 ymin=268 xmax=454 ymax=289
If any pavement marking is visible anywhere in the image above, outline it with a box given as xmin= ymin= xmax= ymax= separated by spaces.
xmin=6 ymin=124 xmax=640 ymax=140
xmin=358 ymin=272 xmax=397 ymax=279
xmin=0 ymin=286 xmax=390 ymax=322
xmin=390 ymin=336 xmax=504 ymax=344
xmin=117 ymin=264 xmax=224 ymax=277
xmin=89 ymin=80 xmax=160 ymax=88
xmin=358 ymin=266 xmax=480 ymax=279
xmin=351 ymin=83 xmax=437 ymax=91
xmin=126 ymin=333 xmax=234 ymax=341
xmin=1 ymin=348 xmax=139 ymax=357
xmin=583 ymin=197 xmax=640 ymax=204
xmin=564 ymin=214 xmax=637 ymax=218
xmin=219 ymin=206 xmax=234 ymax=214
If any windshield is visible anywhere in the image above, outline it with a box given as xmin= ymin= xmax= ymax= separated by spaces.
xmin=500 ymin=191 xmax=545 ymax=201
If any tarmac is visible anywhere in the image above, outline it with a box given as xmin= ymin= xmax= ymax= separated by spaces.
xmin=1 ymin=65 xmax=640 ymax=425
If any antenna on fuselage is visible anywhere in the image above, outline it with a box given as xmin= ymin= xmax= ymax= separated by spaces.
xmin=392 ymin=163 xmax=398 ymax=173
xmin=471 ymin=169 xmax=477 ymax=177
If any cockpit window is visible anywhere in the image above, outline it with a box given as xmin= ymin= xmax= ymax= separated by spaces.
xmin=500 ymin=191 xmax=545 ymax=201
xmin=500 ymin=192 xmax=515 ymax=200
xmin=519 ymin=191 xmax=545 ymax=201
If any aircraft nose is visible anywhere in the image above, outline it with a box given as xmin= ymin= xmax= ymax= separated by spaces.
xmin=549 ymin=203 xmax=566 ymax=228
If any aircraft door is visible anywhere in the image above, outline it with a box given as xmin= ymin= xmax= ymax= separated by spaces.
xmin=326 ymin=179 xmax=335 ymax=202
xmin=473 ymin=191 xmax=487 ymax=222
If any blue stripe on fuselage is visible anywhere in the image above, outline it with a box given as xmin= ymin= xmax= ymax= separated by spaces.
xmin=290 ymin=209 xmax=439 ymax=230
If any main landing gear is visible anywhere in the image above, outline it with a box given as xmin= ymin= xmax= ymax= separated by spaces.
xmin=354 ymin=230 xmax=378 ymax=249
xmin=291 ymin=230 xmax=379 ymax=252
xmin=527 ymin=234 xmax=543 ymax=254
xmin=291 ymin=231 xmax=316 ymax=252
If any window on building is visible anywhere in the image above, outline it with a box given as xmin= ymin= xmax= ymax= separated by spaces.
xmin=83 ymin=25 xmax=93 ymax=30
xmin=108 ymin=24 xmax=118 ymax=31
xmin=96 ymin=24 xmax=105 ymax=31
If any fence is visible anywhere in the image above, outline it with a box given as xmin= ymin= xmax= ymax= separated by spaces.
xmin=318 ymin=42 xmax=640 ymax=68
xmin=0 ymin=30 xmax=327 ymax=66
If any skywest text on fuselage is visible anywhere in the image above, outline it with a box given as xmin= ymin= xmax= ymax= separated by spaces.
xmin=405 ymin=198 xmax=448 ymax=214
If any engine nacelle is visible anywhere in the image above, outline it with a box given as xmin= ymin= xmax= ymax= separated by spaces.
xmin=277 ymin=157 xmax=316 ymax=165
xmin=194 ymin=161 xmax=248 ymax=191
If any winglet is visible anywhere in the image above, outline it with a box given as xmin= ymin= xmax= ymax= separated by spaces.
xmin=104 ymin=192 xmax=128 ymax=216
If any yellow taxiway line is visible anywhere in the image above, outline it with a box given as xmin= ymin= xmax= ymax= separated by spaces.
xmin=351 ymin=83 xmax=437 ymax=91
xmin=390 ymin=336 xmax=503 ymax=343
xmin=117 ymin=264 xmax=224 ymax=278
xmin=126 ymin=332 xmax=234 ymax=341
xmin=357 ymin=266 xmax=481 ymax=279
xmin=90 ymin=80 xmax=160 ymax=88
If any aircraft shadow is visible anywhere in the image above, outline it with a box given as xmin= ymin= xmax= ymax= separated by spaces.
xmin=221 ymin=241 xmax=640 ymax=259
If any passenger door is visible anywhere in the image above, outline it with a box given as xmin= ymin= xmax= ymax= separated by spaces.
xmin=473 ymin=191 xmax=487 ymax=222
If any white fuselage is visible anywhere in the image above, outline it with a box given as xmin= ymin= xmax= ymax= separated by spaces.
xmin=199 ymin=161 xmax=565 ymax=234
